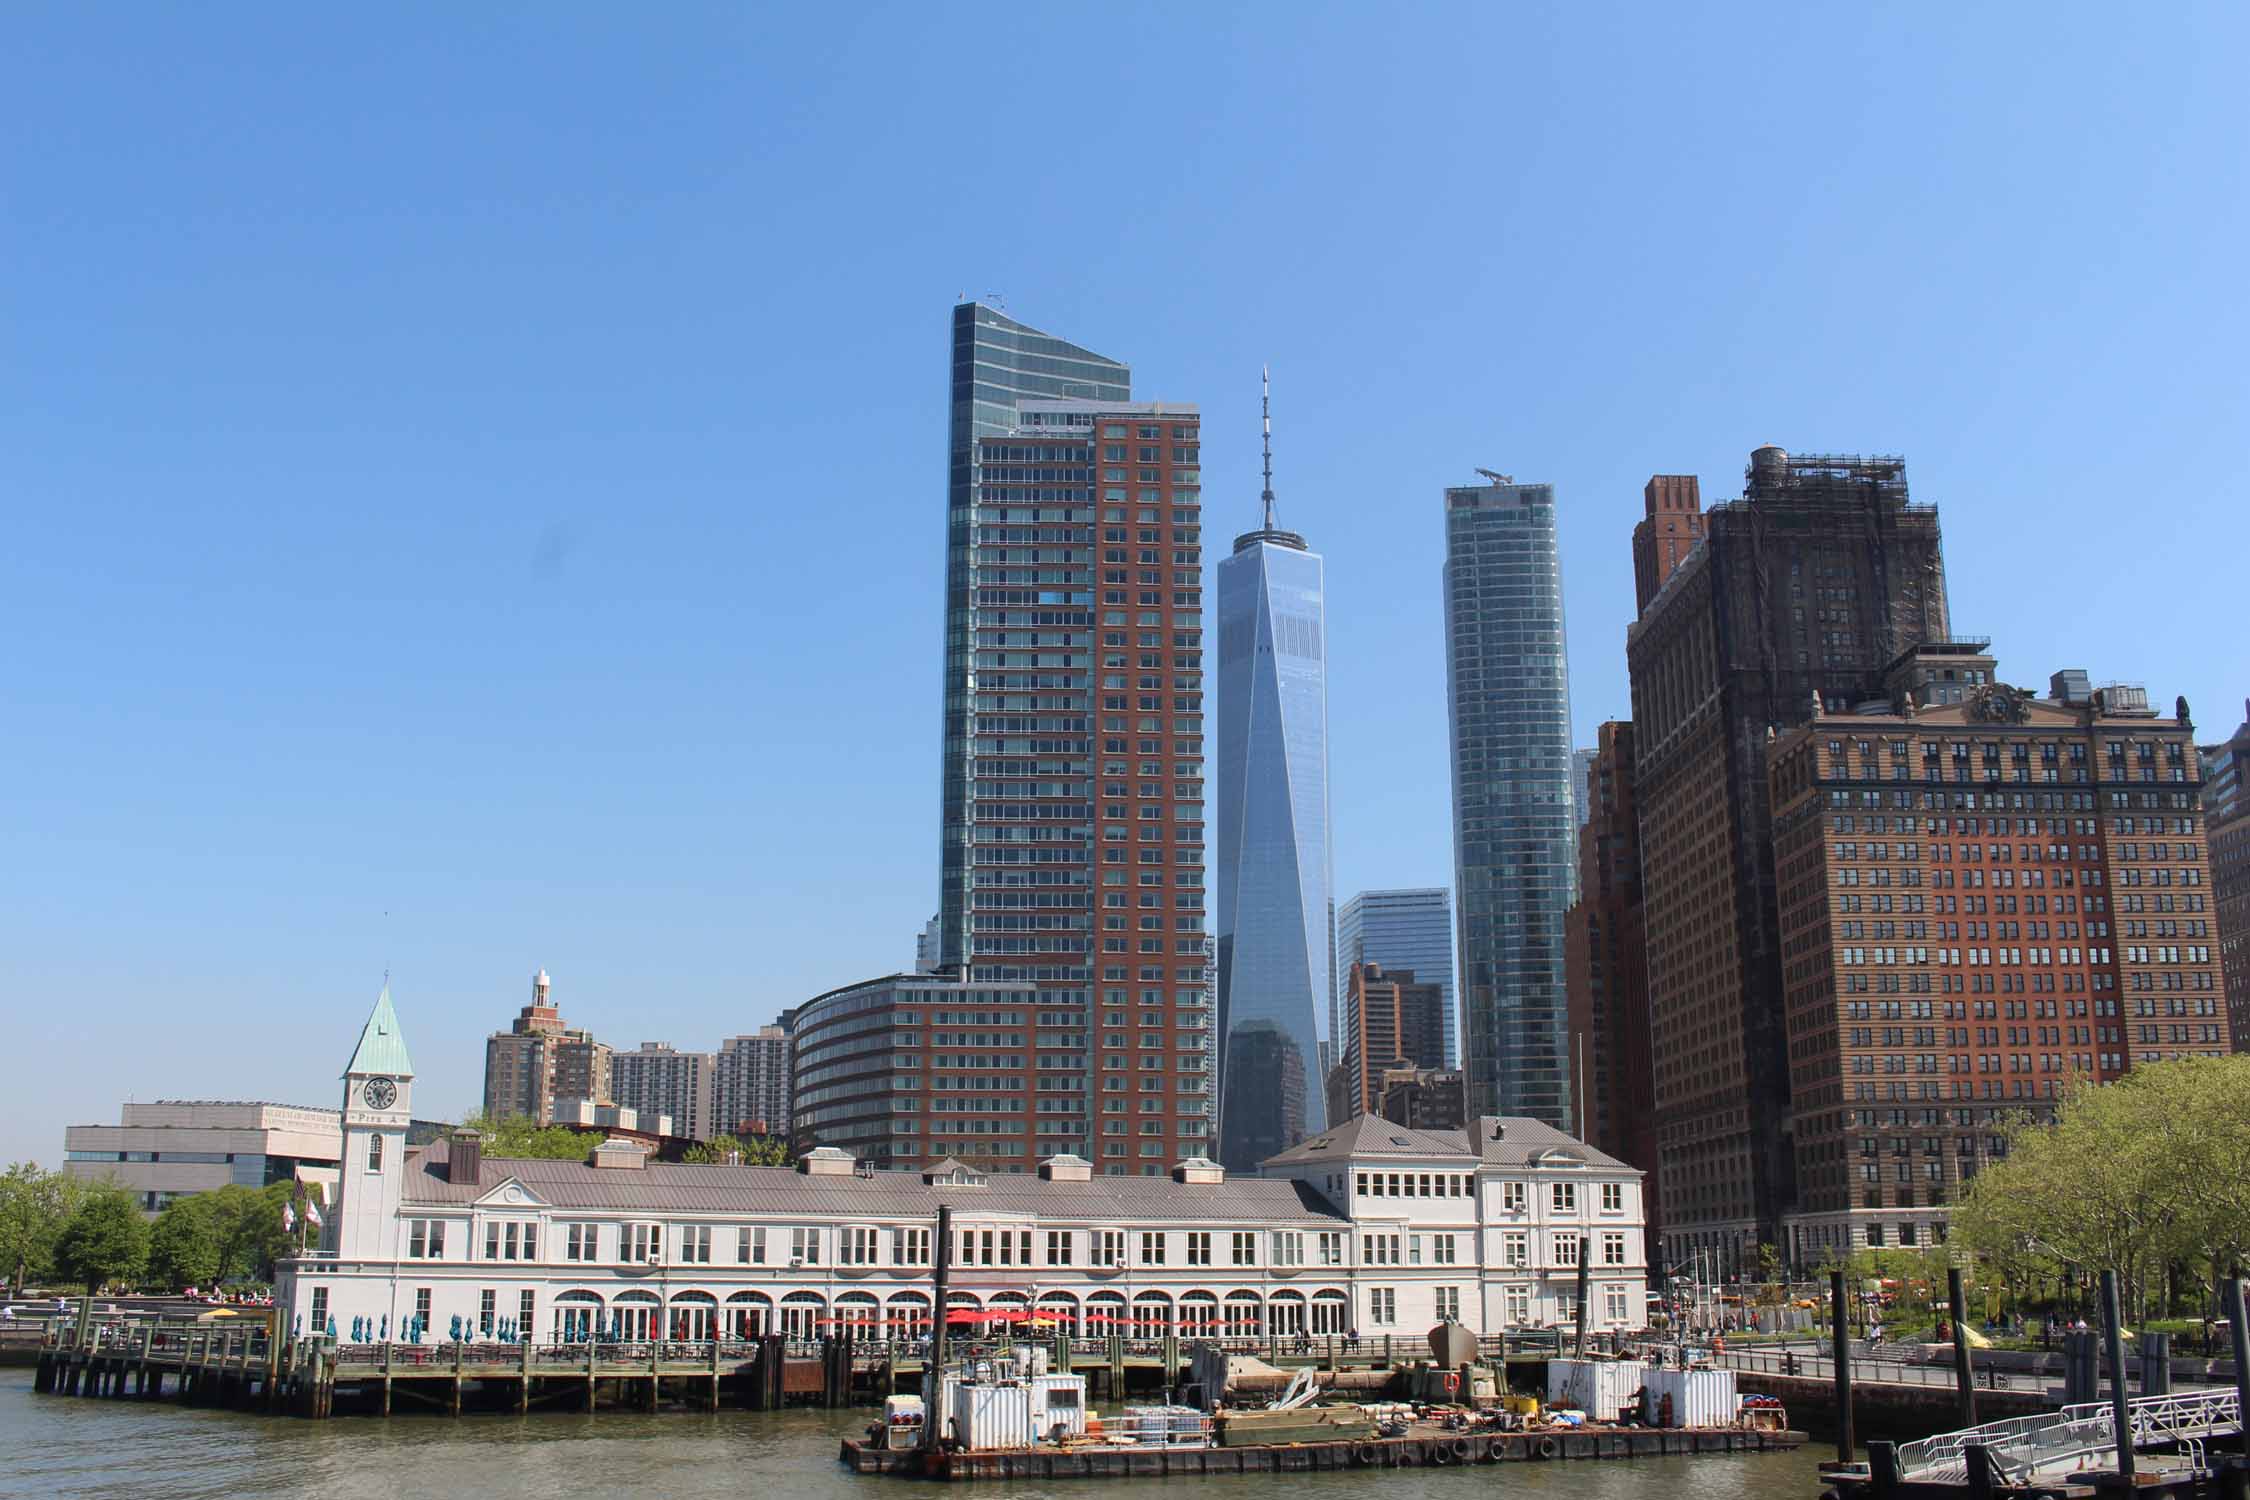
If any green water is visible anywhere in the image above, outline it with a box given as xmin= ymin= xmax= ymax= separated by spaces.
xmin=0 ymin=1372 xmax=1833 ymax=1500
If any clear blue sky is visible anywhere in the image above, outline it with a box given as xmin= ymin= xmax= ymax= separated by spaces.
xmin=5 ymin=5 xmax=2244 ymax=1166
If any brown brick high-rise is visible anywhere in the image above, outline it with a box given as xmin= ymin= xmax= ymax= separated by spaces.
xmin=1564 ymin=719 xmax=1659 ymax=1241
xmin=1768 ymin=646 xmax=2231 ymax=1259
xmin=1632 ymin=475 xmax=1704 ymax=614
xmin=1627 ymin=447 xmax=1950 ymax=1272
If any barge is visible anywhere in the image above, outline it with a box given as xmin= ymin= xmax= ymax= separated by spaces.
xmin=841 ymin=1422 xmax=1808 ymax=1480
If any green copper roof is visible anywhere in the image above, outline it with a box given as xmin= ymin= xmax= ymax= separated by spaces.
xmin=343 ymin=985 xmax=415 ymax=1079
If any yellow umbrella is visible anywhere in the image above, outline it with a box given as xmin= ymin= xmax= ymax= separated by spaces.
xmin=1960 ymin=1325 xmax=1992 ymax=1348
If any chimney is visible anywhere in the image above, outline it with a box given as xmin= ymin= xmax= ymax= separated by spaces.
xmin=1038 ymin=1153 xmax=1093 ymax=1182
xmin=448 ymin=1129 xmax=484 ymax=1184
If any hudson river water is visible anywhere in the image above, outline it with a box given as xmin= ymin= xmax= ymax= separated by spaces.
xmin=0 ymin=1371 xmax=1830 ymax=1500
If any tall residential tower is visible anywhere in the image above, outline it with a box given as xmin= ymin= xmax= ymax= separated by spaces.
xmin=1337 ymin=889 xmax=1457 ymax=1069
xmin=1216 ymin=373 xmax=1332 ymax=1168
xmin=1443 ymin=476 xmax=1575 ymax=1129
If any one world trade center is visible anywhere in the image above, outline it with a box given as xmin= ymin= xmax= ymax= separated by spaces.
xmin=1216 ymin=372 xmax=1334 ymax=1169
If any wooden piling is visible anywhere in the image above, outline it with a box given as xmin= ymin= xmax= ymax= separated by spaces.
xmin=1947 ymin=1267 xmax=1977 ymax=1429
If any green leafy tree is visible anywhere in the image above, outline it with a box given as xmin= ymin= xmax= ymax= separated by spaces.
xmin=1952 ymin=1056 xmax=2250 ymax=1321
xmin=459 ymin=1112 xmax=608 ymax=1161
xmin=148 ymin=1194 xmax=224 ymax=1289
xmin=682 ymin=1133 xmax=789 ymax=1166
xmin=0 ymin=1163 xmax=83 ymax=1291
xmin=53 ymin=1183 xmax=150 ymax=1292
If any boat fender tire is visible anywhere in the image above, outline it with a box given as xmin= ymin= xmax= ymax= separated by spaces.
xmin=1431 ymin=1441 xmax=1453 ymax=1465
xmin=1446 ymin=1438 xmax=1472 ymax=1463
xmin=1536 ymin=1436 xmax=1560 ymax=1459
xmin=1352 ymin=1443 xmax=1379 ymax=1466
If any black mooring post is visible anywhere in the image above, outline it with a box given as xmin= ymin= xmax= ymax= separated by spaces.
xmin=2100 ymin=1269 xmax=2133 ymax=1480
xmin=1574 ymin=1237 xmax=1592 ymax=1357
xmin=2224 ymin=1278 xmax=2250 ymax=1476
xmin=922 ymin=1203 xmax=953 ymax=1453
xmin=1963 ymin=1442 xmax=1996 ymax=1500
xmin=1948 ymin=1268 xmax=1977 ymax=1428
xmin=1832 ymin=1269 xmax=1856 ymax=1461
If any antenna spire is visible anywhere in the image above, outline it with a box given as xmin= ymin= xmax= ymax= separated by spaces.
xmin=1260 ymin=365 xmax=1275 ymax=531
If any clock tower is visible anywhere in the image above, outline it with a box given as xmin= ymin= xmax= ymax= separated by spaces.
xmin=338 ymin=984 xmax=415 ymax=1261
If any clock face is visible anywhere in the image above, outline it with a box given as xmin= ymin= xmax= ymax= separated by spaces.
xmin=361 ymin=1077 xmax=398 ymax=1111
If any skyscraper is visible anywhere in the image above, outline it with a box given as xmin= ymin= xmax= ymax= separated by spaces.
xmin=1627 ymin=446 xmax=1949 ymax=1269
xmin=939 ymin=303 xmax=1131 ymax=974
xmin=1336 ymin=962 xmax=1448 ymax=1120
xmin=1216 ymin=374 xmax=1332 ymax=1168
xmin=1443 ymin=475 xmax=1575 ymax=1129
xmin=1336 ymin=889 xmax=1456 ymax=1067
xmin=611 ymin=1043 xmax=716 ymax=1142
xmin=713 ymin=1027 xmax=792 ymax=1137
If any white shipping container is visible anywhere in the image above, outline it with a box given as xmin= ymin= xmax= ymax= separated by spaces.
xmin=951 ymin=1382 xmax=1036 ymax=1450
xmin=1029 ymin=1374 xmax=1088 ymax=1440
xmin=1641 ymin=1366 xmax=1737 ymax=1429
xmin=1546 ymin=1359 xmax=1647 ymax=1422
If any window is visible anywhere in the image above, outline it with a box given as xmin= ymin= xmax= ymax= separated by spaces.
xmin=1046 ymin=1230 xmax=1074 ymax=1266
xmin=1500 ymin=1181 xmax=1526 ymax=1211
xmin=1186 ymin=1231 xmax=1211 ymax=1266
xmin=1270 ymin=1231 xmax=1303 ymax=1267
xmin=1504 ymin=1288 xmax=1530 ymax=1326
xmin=1601 ymin=1183 xmax=1624 ymax=1212
xmin=310 ymin=1286 xmax=329 ymax=1332
xmin=1432 ymin=1234 xmax=1457 ymax=1265
xmin=519 ymin=1289 xmax=536 ymax=1334
xmin=739 ymin=1226 xmax=766 ymax=1264
xmin=1551 ymin=1182 xmax=1578 ymax=1212
xmin=366 ymin=1133 xmax=383 ymax=1172
xmin=1604 ymin=1287 xmax=1630 ymax=1323
xmin=1230 ymin=1232 xmax=1256 ymax=1266
xmin=1361 ymin=1233 xmax=1401 ymax=1266
xmin=1369 ymin=1288 xmax=1396 ymax=1326
xmin=893 ymin=1227 xmax=928 ymax=1265
xmin=1094 ymin=1230 xmax=1125 ymax=1267
xmin=1602 ymin=1231 xmax=1626 ymax=1266
xmin=680 ymin=1225 xmax=713 ymax=1264
xmin=408 ymin=1219 xmax=447 ymax=1259
xmin=1317 ymin=1232 xmax=1346 ymax=1266
xmin=623 ymin=1223 xmax=662 ymax=1263
xmin=479 ymin=1288 xmax=496 ymax=1336
xmin=414 ymin=1287 xmax=430 ymax=1328
xmin=1141 ymin=1231 xmax=1167 ymax=1265
xmin=566 ymin=1223 xmax=597 ymax=1262
xmin=790 ymin=1226 xmax=820 ymax=1265
xmin=1435 ymin=1286 xmax=1461 ymax=1321
xmin=1555 ymin=1234 xmax=1582 ymax=1267
xmin=1503 ymin=1231 xmax=1528 ymax=1268
xmin=841 ymin=1227 xmax=879 ymax=1266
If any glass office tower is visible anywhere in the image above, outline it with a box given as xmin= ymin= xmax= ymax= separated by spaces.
xmin=1216 ymin=476 xmax=1332 ymax=1168
xmin=1443 ymin=477 xmax=1574 ymax=1129
xmin=940 ymin=303 xmax=1131 ymax=972
xmin=1337 ymin=888 xmax=1457 ymax=1069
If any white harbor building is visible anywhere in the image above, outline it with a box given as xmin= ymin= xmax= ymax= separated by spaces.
xmin=279 ymin=991 xmax=1650 ymax=1345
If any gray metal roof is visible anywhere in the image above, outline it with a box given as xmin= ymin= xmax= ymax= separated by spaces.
xmin=1259 ymin=1113 xmax=1640 ymax=1174
xmin=404 ymin=1138 xmax=1348 ymax=1224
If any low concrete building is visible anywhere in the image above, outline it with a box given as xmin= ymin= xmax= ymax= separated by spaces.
xmin=64 ymin=1101 xmax=346 ymax=1214
xmin=279 ymin=994 xmax=1650 ymax=1344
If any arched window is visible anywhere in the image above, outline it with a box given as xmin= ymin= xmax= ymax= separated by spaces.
xmin=1268 ymin=1290 xmax=1307 ymax=1337
xmin=668 ymin=1290 xmax=717 ymax=1342
xmin=1131 ymin=1291 xmax=1173 ymax=1338
xmin=725 ymin=1290 xmax=773 ymax=1339
xmin=886 ymin=1291 xmax=931 ymax=1340
xmin=780 ymin=1291 xmax=826 ymax=1342
xmin=1310 ymin=1290 xmax=1348 ymax=1336
xmin=1033 ymin=1292 xmax=1079 ymax=1337
xmin=1179 ymin=1291 xmax=1219 ymax=1337
xmin=554 ymin=1290 xmax=603 ymax=1343
xmin=1222 ymin=1291 xmax=1263 ymax=1338
xmin=613 ymin=1289 xmax=660 ymax=1341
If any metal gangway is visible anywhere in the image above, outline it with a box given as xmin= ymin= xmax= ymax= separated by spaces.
xmin=1896 ymin=1389 xmax=2242 ymax=1485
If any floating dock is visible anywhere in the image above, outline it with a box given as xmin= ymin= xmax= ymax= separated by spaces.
xmin=842 ymin=1424 xmax=1809 ymax=1481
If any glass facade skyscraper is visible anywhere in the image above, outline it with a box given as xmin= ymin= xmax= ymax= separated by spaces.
xmin=1216 ymin=467 xmax=1331 ymax=1169
xmin=940 ymin=304 xmax=1131 ymax=972
xmin=1336 ymin=888 xmax=1457 ymax=1070
xmin=1443 ymin=477 xmax=1575 ymax=1129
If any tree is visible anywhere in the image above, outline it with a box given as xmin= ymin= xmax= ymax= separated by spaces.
xmin=53 ymin=1183 xmax=150 ymax=1292
xmin=682 ymin=1133 xmax=789 ymax=1166
xmin=148 ymin=1194 xmax=224 ymax=1289
xmin=0 ymin=1162 xmax=81 ymax=1291
xmin=459 ymin=1112 xmax=606 ymax=1161
xmin=1951 ymin=1056 xmax=2250 ymax=1320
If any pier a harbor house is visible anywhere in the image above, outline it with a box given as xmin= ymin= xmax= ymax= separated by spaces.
xmin=280 ymin=992 xmax=1650 ymax=1346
